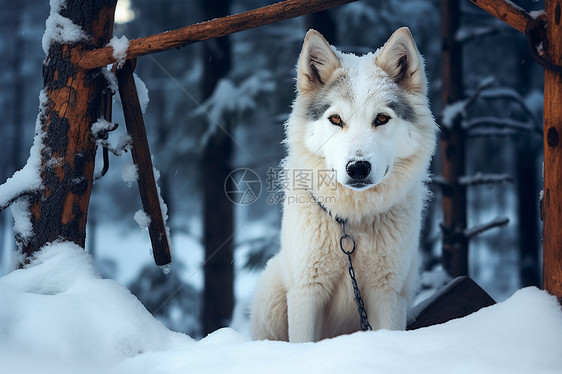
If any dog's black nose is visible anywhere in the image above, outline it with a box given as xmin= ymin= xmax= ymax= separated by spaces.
xmin=346 ymin=160 xmax=371 ymax=180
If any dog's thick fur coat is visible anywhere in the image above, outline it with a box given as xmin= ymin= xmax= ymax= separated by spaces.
xmin=250 ymin=28 xmax=437 ymax=342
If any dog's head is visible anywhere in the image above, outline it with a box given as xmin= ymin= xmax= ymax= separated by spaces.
xmin=292 ymin=28 xmax=433 ymax=192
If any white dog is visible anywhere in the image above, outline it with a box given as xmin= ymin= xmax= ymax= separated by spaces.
xmin=250 ymin=28 xmax=437 ymax=342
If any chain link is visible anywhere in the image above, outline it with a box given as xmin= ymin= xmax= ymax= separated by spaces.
xmin=339 ymin=221 xmax=372 ymax=331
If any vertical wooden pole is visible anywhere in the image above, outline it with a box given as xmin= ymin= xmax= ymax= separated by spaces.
xmin=543 ymin=0 xmax=562 ymax=303
xmin=116 ymin=59 xmax=172 ymax=266
xmin=439 ymin=0 xmax=468 ymax=277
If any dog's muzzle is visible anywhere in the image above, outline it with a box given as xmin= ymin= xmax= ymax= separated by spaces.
xmin=345 ymin=160 xmax=373 ymax=189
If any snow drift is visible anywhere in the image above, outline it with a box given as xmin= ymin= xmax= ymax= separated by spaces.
xmin=0 ymin=242 xmax=561 ymax=374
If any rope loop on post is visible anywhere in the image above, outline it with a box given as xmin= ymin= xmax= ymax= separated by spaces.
xmin=526 ymin=17 xmax=562 ymax=73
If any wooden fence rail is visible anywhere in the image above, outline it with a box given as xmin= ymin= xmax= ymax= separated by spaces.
xmin=74 ymin=0 xmax=357 ymax=70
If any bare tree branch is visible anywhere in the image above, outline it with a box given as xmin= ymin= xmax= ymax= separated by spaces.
xmin=464 ymin=116 xmax=540 ymax=134
xmin=464 ymin=217 xmax=510 ymax=238
xmin=458 ymin=172 xmax=513 ymax=186
xmin=479 ymin=87 xmax=542 ymax=132
xmin=456 ymin=25 xmax=501 ymax=43
xmin=0 ymin=191 xmax=38 ymax=213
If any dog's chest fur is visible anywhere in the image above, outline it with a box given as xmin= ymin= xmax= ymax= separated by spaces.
xmin=293 ymin=195 xmax=418 ymax=287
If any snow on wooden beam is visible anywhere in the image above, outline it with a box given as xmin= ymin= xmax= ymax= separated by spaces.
xmin=468 ymin=0 xmax=533 ymax=34
xmin=74 ymin=0 xmax=357 ymax=70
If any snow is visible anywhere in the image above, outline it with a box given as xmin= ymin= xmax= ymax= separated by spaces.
xmin=441 ymin=100 xmax=465 ymax=128
xmin=0 ymin=242 xmax=189 ymax=372
xmin=134 ymin=73 xmax=150 ymax=113
xmin=503 ymin=0 xmax=525 ymax=13
xmin=465 ymin=116 xmax=533 ymax=132
xmin=108 ymin=35 xmax=130 ymax=69
xmin=529 ymin=10 xmax=546 ymax=20
xmin=103 ymin=67 xmax=119 ymax=93
xmin=122 ymin=163 xmax=139 ymax=187
xmin=1 ymin=242 xmax=561 ymax=374
xmin=196 ymin=71 xmax=275 ymax=145
xmin=92 ymin=117 xmax=114 ymax=138
xmin=134 ymin=209 xmax=151 ymax=230
xmin=0 ymin=91 xmax=47 ymax=210
xmin=153 ymin=167 xmax=171 ymax=242
xmin=455 ymin=26 xmax=497 ymax=43
xmin=458 ymin=172 xmax=512 ymax=186
xmin=42 ymin=0 xmax=89 ymax=55
xmin=464 ymin=216 xmax=510 ymax=238
xmin=0 ymin=89 xmax=49 ymax=246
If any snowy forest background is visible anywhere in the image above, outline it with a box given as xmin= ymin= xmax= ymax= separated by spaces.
xmin=0 ymin=0 xmax=545 ymax=338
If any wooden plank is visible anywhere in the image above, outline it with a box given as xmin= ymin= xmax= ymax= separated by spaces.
xmin=116 ymin=59 xmax=172 ymax=266
xmin=407 ymin=277 xmax=495 ymax=330
xmin=468 ymin=0 xmax=533 ymax=34
xmin=74 ymin=0 xmax=357 ymax=70
xmin=543 ymin=0 xmax=562 ymax=304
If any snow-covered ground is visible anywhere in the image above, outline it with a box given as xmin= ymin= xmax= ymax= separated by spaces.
xmin=0 ymin=242 xmax=561 ymax=374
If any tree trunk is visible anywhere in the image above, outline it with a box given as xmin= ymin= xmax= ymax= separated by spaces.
xmin=439 ymin=0 xmax=468 ymax=277
xmin=515 ymin=43 xmax=540 ymax=288
xmin=306 ymin=10 xmax=336 ymax=45
xmin=201 ymin=0 xmax=234 ymax=335
xmin=11 ymin=0 xmax=24 ymax=175
xmin=18 ymin=0 xmax=116 ymax=261
xmin=516 ymin=137 xmax=540 ymax=287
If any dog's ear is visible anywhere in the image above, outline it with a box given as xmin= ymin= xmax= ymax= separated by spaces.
xmin=375 ymin=27 xmax=426 ymax=95
xmin=297 ymin=30 xmax=341 ymax=94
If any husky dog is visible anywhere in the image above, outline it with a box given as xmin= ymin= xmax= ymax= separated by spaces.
xmin=250 ymin=28 xmax=437 ymax=342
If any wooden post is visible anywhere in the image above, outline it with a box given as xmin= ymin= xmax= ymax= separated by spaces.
xmin=543 ymin=0 xmax=562 ymax=303
xmin=116 ymin=59 xmax=172 ymax=266
xmin=439 ymin=0 xmax=468 ymax=277
xmin=469 ymin=0 xmax=562 ymax=303
xmin=20 ymin=0 xmax=117 ymax=260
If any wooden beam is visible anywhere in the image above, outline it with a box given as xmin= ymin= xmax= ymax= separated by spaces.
xmin=407 ymin=277 xmax=495 ymax=330
xmin=468 ymin=0 xmax=533 ymax=34
xmin=543 ymin=0 xmax=562 ymax=303
xmin=74 ymin=0 xmax=357 ymax=70
xmin=116 ymin=59 xmax=172 ymax=266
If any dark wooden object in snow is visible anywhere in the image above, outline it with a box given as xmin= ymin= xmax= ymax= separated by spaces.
xmin=470 ymin=0 xmax=562 ymax=304
xmin=407 ymin=277 xmax=495 ymax=330
xmin=116 ymin=59 xmax=171 ymax=266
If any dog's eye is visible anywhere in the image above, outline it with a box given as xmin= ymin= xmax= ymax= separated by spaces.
xmin=328 ymin=114 xmax=343 ymax=127
xmin=374 ymin=113 xmax=391 ymax=127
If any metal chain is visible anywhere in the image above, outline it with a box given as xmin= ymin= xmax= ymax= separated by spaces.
xmin=338 ymin=220 xmax=373 ymax=331
xmin=308 ymin=190 xmax=373 ymax=331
